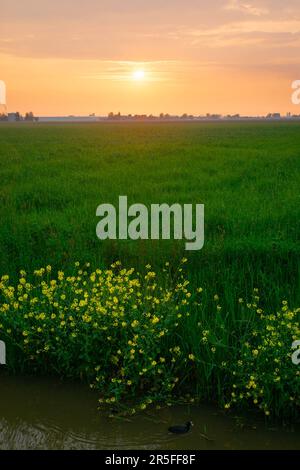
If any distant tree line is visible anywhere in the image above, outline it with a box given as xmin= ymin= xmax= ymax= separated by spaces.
xmin=0 ymin=111 xmax=38 ymax=122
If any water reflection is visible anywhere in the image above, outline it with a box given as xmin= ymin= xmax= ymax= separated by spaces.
xmin=0 ymin=375 xmax=299 ymax=450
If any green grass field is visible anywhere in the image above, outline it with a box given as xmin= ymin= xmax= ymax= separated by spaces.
xmin=0 ymin=121 xmax=299 ymax=418
xmin=0 ymin=121 xmax=299 ymax=307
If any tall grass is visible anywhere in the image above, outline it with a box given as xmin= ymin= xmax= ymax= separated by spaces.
xmin=0 ymin=121 xmax=299 ymax=313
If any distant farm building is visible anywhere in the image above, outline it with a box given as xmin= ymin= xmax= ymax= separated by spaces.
xmin=7 ymin=112 xmax=20 ymax=122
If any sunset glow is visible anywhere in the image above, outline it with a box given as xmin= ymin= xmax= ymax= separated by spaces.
xmin=1 ymin=0 xmax=299 ymax=116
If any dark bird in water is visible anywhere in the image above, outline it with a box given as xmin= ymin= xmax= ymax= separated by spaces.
xmin=168 ymin=421 xmax=194 ymax=434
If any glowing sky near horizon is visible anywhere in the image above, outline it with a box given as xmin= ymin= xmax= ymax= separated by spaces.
xmin=1 ymin=0 xmax=300 ymax=115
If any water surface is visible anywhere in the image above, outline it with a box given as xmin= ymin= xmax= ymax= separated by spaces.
xmin=0 ymin=375 xmax=299 ymax=450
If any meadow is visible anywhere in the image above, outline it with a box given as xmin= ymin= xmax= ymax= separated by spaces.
xmin=0 ymin=121 xmax=299 ymax=418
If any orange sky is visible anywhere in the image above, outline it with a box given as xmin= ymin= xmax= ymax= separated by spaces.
xmin=1 ymin=0 xmax=300 ymax=116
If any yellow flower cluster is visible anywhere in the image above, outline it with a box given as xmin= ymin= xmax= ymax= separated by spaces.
xmin=0 ymin=259 xmax=198 ymax=412
xmin=224 ymin=297 xmax=300 ymax=418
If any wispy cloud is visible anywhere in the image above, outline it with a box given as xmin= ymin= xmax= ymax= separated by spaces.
xmin=175 ymin=19 xmax=300 ymax=49
xmin=80 ymin=59 xmax=224 ymax=84
xmin=224 ymin=0 xmax=269 ymax=17
xmin=80 ymin=60 xmax=180 ymax=82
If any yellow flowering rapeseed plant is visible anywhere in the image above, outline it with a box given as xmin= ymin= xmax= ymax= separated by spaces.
xmin=223 ymin=298 xmax=300 ymax=418
xmin=0 ymin=262 xmax=299 ymax=419
xmin=0 ymin=259 xmax=196 ymax=410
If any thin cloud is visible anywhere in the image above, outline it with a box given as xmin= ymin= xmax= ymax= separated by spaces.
xmin=224 ymin=0 xmax=269 ymax=16
xmin=80 ymin=60 xmax=180 ymax=82
xmin=80 ymin=60 xmax=223 ymax=83
xmin=177 ymin=19 xmax=300 ymax=48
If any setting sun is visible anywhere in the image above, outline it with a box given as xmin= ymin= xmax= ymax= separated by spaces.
xmin=132 ymin=70 xmax=145 ymax=81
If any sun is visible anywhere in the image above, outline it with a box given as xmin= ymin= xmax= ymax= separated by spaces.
xmin=132 ymin=70 xmax=145 ymax=81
